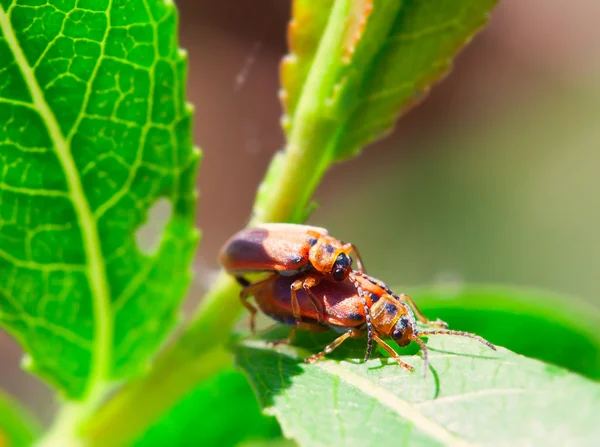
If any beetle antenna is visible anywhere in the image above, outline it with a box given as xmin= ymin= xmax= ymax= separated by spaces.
xmin=416 ymin=329 xmax=497 ymax=351
xmin=359 ymin=273 xmax=410 ymax=308
xmin=363 ymin=302 xmax=373 ymax=362
xmin=360 ymin=272 xmax=393 ymax=294
xmin=350 ymin=273 xmax=373 ymax=362
xmin=347 ymin=243 xmax=365 ymax=274
xmin=411 ymin=335 xmax=429 ymax=378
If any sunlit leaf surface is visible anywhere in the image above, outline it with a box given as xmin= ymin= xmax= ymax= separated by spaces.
xmin=236 ymin=332 xmax=600 ymax=446
xmin=0 ymin=0 xmax=198 ymax=398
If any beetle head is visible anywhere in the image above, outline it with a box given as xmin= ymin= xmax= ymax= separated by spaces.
xmin=309 ymin=236 xmax=353 ymax=280
xmin=391 ymin=314 xmax=416 ymax=347
xmin=369 ymin=295 xmax=417 ymax=346
xmin=331 ymin=252 xmax=352 ymax=281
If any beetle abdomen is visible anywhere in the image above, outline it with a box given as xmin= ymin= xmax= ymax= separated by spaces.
xmin=255 ymin=276 xmax=365 ymax=328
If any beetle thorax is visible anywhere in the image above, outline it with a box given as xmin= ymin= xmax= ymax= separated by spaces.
xmin=369 ymin=295 xmax=403 ymax=333
xmin=308 ymin=236 xmax=345 ymax=275
xmin=369 ymin=295 xmax=416 ymax=346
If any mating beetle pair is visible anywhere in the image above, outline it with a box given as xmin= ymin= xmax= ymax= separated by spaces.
xmin=220 ymin=223 xmax=362 ymax=324
xmin=219 ymin=223 xmax=495 ymax=371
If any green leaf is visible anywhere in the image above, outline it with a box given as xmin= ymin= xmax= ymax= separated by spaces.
xmin=132 ymin=368 xmax=282 ymax=447
xmin=333 ymin=0 xmax=497 ymax=160
xmin=235 ymin=334 xmax=600 ymax=446
xmin=0 ymin=0 xmax=198 ymax=400
xmin=280 ymin=0 xmax=497 ymax=162
xmin=0 ymin=390 xmax=41 ymax=447
xmin=239 ymin=439 xmax=297 ymax=447
xmin=255 ymin=0 xmax=497 ymax=224
xmin=412 ymin=284 xmax=600 ymax=380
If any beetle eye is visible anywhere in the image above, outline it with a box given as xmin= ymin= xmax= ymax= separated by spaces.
xmin=392 ymin=329 xmax=402 ymax=339
xmin=332 ymin=268 xmax=346 ymax=281
xmin=331 ymin=253 xmax=351 ymax=281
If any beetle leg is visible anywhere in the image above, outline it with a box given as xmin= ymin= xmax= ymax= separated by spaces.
xmin=235 ymin=275 xmax=251 ymax=287
xmin=364 ymin=312 xmax=374 ymax=361
xmin=271 ymin=322 xmax=328 ymax=346
xmin=398 ymin=293 xmax=448 ymax=328
xmin=240 ymin=275 xmax=277 ymax=333
xmin=291 ymin=275 xmax=325 ymax=324
xmin=371 ymin=334 xmax=414 ymax=371
xmin=303 ymin=275 xmax=325 ymax=323
xmin=411 ymin=335 xmax=430 ymax=378
xmin=362 ymin=289 xmax=374 ymax=362
xmin=343 ymin=242 xmax=366 ymax=273
xmin=289 ymin=281 xmax=303 ymax=326
xmin=271 ymin=326 xmax=296 ymax=346
xmin=348 ymin=274 xmax=374 ymax=362
xmin=304 ymin=328 xmax=363 ymax=364
xmin=239 ymin=287 xmax=259 ymax=333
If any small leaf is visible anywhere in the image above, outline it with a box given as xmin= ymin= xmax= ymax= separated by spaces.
xmin=132 ymin=368 xmax=282 ymax=447
xmin=255 ymin=0 xmax=498 ymax=223
xmin=0 ymin=390 xmax=41 ymax=447
xmin=236 ymin=335 xmax=600 ymax=446
xmin=281 ymin=0 xmax=497 ymax=161
xmin=334 ymin=0 xmax=497 ymax=160
xmin=0 ymin=0 xmax=198 ymax=399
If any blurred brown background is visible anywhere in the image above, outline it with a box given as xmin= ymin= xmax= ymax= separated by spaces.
xmin=2 ymin=0 xmax=600 ymax=423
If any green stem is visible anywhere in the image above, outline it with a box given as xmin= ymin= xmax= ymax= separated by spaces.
xmin=252 ymin=0 xmax=352 ymax=224
xmin=0 ymin=390 xmax=42 ymax=447
xmin=36 ymin=404 xmax=88 ymax=447
xmin=36 ymin=384 xmax=111 ymax=447
xmin=85 ymin=346 xmax=231 ymax=447
xmin=81 ymin=1 xmax=354 ymax=445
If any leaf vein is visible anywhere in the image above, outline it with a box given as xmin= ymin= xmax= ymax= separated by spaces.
xmin=0 ymin=2 xmax=114 ymax=400
xmin=416 ymin=388 xmax=532 ymax=407
xmin=0 ymin=247 xmax=85 ymax=272
xmin=241 ymin=340 xmax=474 ymax=447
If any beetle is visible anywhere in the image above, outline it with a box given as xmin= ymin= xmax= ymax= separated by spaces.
xmin=241 ymin=273 xmax=496 ymax=373
xmin=219 ymin=223 xmax=364 ymax=324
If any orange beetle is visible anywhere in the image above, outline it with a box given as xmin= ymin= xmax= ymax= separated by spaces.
xmin=219 ymin=223 xmax=364 ymax=323
xmin=242 ymin=273 xmax=496 ymax=373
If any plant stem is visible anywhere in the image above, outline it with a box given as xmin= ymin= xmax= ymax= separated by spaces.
xmin=36 ymin=383 xmax=112 ymax=447
xmin=36 ymin=403 xmax=90 ymax=447
xmin=251 ymin=0 xmax=352 ymax=224
xmin=0 ymin=390 xmax=42 ymax=446
xmin=82 ymin=0 xmax=354 ymax=444
xmin=85 ymin=346 xmax=231 ymax=447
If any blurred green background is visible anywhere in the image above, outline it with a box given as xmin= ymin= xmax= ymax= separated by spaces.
xmin=1 ymin=0 xmax=599 ymax=425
